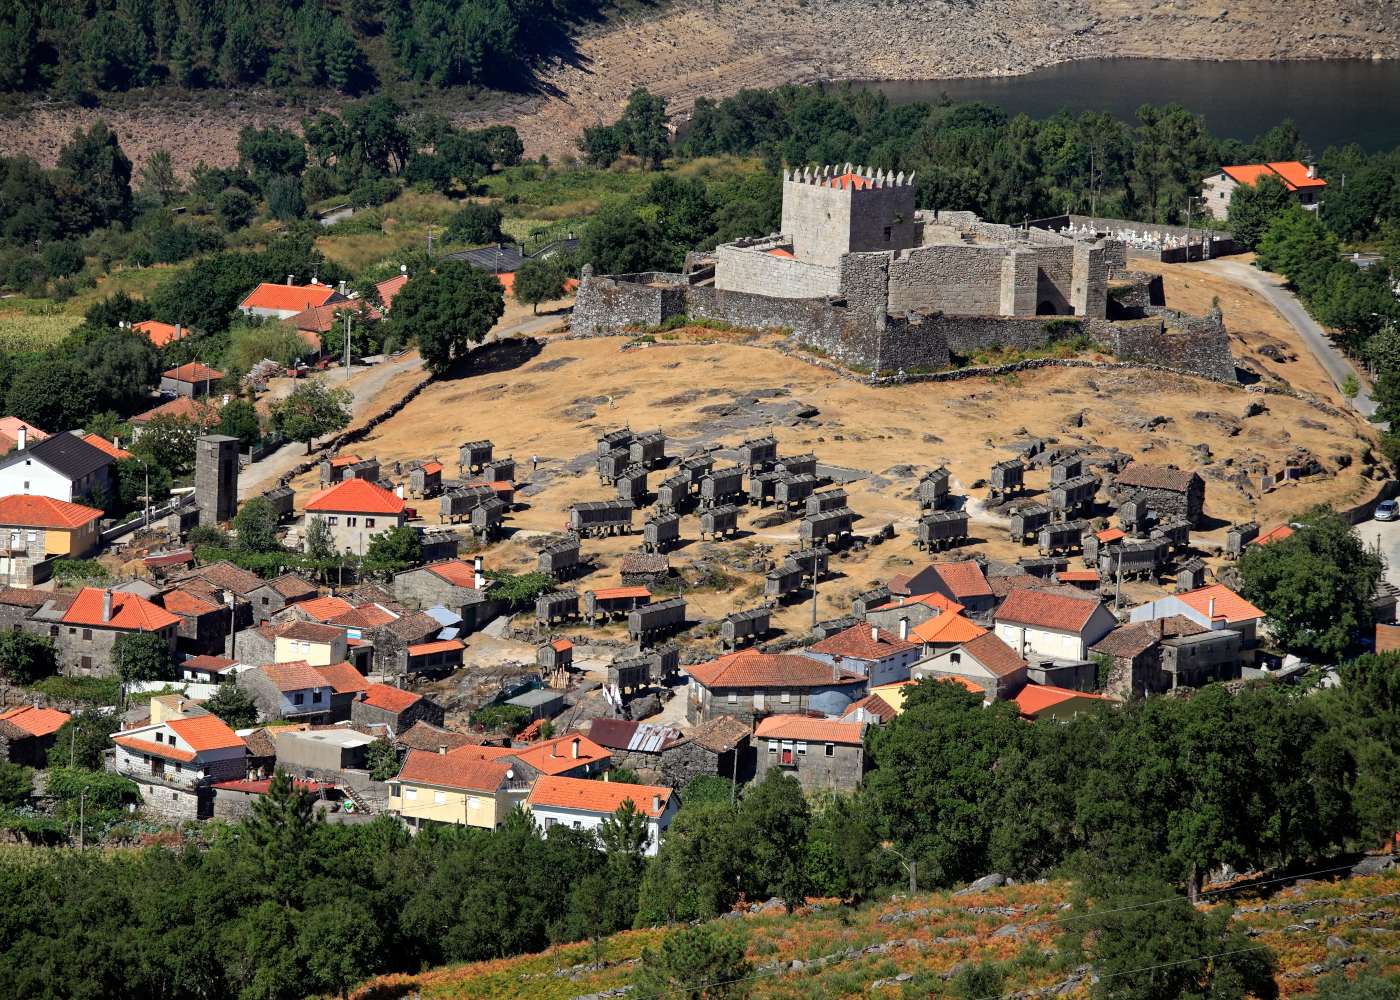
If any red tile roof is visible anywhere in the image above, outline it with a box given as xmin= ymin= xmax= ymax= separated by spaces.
xmin=0 ymin=705 xmax=70 ymax=737
xmin=396 ymin=747 xmax=515 ymax=792
xmin=870 ymin=591 xmax=964 ymax=616
xmin=406 ymin=639 xmax=463 ymax=657
xmin=276 ymin=620 xmax=345 ymax=644
xmin=0 ymin=494 xmax=102 ymax=530
xmin=910 ymin=612 xmax=987 ymax=645
xmin=375 ymin=274 xmax=409 ymax=310
xmin=1115 ymin=463 xmax=1199 ymax=492
xmin=239 ymin=282 xmax=343 ymax=314
xmin=305 ymin=478 xmax=405 ymax=516
xmin=996 ymin=589 xmax=1105 ymax=633
xmin=1012 ymin=684 xmax=1114 ymax=718
xmin=1221 ymin=161 xmax=1325 ymax=192
xmin=144 ymin=549 xmax=195 ymax=569
xmin=426 ymin=560 xmax=488 ymax=588
xmin=527 ymin=775 xmax=674 ymax=818
xmin=766 ymin=247 xmax=795 ymax=258
xmin=161 ymin=588 xmax=220 ymax=616
xmin=754 ymin=715 xmax=864 ymax=745
xmin=183 ymin=654 xmax=238 ymax=674
xmin=827 ymin=171 xmax=873 ymax=190
xmin=329 ymin=455 xmax=363 ymax=468
xmin=260 ymin=660 xmax=329 ymax=692
xmin=592 ymin=586 xmax=651 ymax=601
xmin=295 ymin=595 xmax=355 ymax=622
xmin=550 ymin=639 xmax=573 ymax=652
xmin=810 ymin=623 xmax=917 ymax=660
xmin=933 ymin=561 xmax=994 ymax=600
xmin=133 ymin=320 xmax=183 ymax=348
xmin=1175 ymin=584 xmax=1264 ymax=624
xmin=361 ymin=683 xmax=421 ymax=712
xmin=329 ymin=604 xmax=399 ymax=629
xmin=212 ymin=778 xmax=330 ymax=794
xmin=1057 ymin=570 xmax=1101 ymax=583
xmin=132 ymin=396 xmax=222 ymax=426
xmin=1253 ymin=524 xmax=1294 ymax=547
xmin=510 ymin=732 xmax=611 ymax=775
xmin=841 ymin=693 xmax=897 ymax=724
xmin=61 ymin=587 xmax=181 ymax=631
xmin=163 ymin=362 xmax=224 ymax=383
xmin=687 ymin=650 xmax=867 ymax=689
xmin=167 ymin=714 xmax=245 ymax=752
xmin=113 ymin=733 xmax=196 ymax=763
xmin=960 ymin=632 xmax=1029 ymax=679
xmin=1096 ymin=528 xmax=1126 ymax=543
xmin=313 ymin=661 xmax=369 ymax=695
xmin=81 ymin=434 xmax=133 ymax=460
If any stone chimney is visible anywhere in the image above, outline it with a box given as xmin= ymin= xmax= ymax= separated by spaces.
xmin=101 ymin=590 xmax=112 ymax=623
xmin=898 ymin=617 xmax=909 ymax=642
xmin=395 ymin=483 xmax=405 ymax=499
xmin=871 ymin=624 xmax=879 ymax=643
xmin=571 ymin=737 xmax=580 ymax=759
xmin=437 ymin=744 xmax=447 ymax=755
xmin=338 ymin=280 xmax=347 ymax=295
xmin=1208 ymin=597 xmax=1216 ymax=620
xmin=112 ymin=436 xmax=120 ymax=452
xmin=1306 ymin=162 xmax=1317 ymax=179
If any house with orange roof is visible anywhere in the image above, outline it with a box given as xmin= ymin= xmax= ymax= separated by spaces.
xmin=0 ymin=494 xmax=103 ymax=584
xmin=129 ymin=396 xmax=223 ymax=441
xmin=839 ymin=693 xmax=897 ymax=726
xmin=909 ymin=611 xmax=988 ymax=654
xmin=303 ymin=477 xmax=406 ymax=555
xmin=1202 ymin=161 xmax=1326 ymax=220
xmin=0 ymin=704 xmax=71 ymax=765
xmin=887 ymin=561 xmax=996 ymax=615
xmin=913 ymin=630 xmax=1030 ymax=702
xmin=865 ymin=590 xmax=965 ymax=633
xmin=157 ymin=584 xmax=239 ymax=657
xmin=803 ymin=621 xmax=921 ymax=686
xmin=159 ymin=362 xmax=224 ymax=398
xmin=753 ymin=714 xmax=866 ymax=792
xmin=80 ymin=433 xmax=132 ymax=461
xmin=132 ymin=319 xmax=187 ymax=348
xmin=1129 ymin=582 xmax=1264 ymax=665
xmin=526 ymin=775 xmax=679 ymax=854
xmin=179 ymin=654 xmax=242 ymax=685
xmin=238 ymin=279 xmax=347 ymax=320
xmin=351 ymin=682 xmax=445 ymax=732
xmin=312 ymin=660 xmax=369 ymax=719
xmin=994 ymin=588 xmax=1118 ymax=662
xmin=392 ymin=556 xmax=506 ymax=632
xmin=389 ymin=743 xmax=532 ymax=831
xmin=1252 ymin=523 xmax=1295 ymax=547
xmin=1012 ymin=684 xmax=1117 ymax=722
xmin=508 ymin=732 xmax=613 ymax=779
xmin=236 ymin=660 xmax=335 ymax=723
xmin=53 ymin=587 xmax=180 ymax=674
xmin=0 ymin=417 xmax=46 ymax=457
xmin=0 ymin=429 xmax=117 ymax=505
xmin=684 ymin=649 xmax=868 ymax=724
xmin=111 ymin=706 xmax=247 ymax=819
xmin=273 ymin=619 xmax=349 ymax=667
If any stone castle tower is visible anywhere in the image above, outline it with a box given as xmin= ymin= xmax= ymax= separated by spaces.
xmin=781 ymin=164 xmax=918 ymax=268
xmin=195 ymin=435 xmax=239 ymax=527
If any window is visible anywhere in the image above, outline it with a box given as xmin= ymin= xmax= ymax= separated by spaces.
xmin=467 ymin=796 xmax=479 ymax=808
xmin=366 ymin=518 xmax=376 ymax=529
xmin=175 ymin=762 xmax=182 ymax=772
xmin=433 ymin=791 xmax=446 ymax=805
xmin=883 ymin=226 xmax=892 ymax=241
xmin=49 ymin=625 xmax=58 ymax=638
xmin=727 ymin=691 xmax=737 ymax=704
xmin=825 ymin=742 xmax=836 ymax=757
xmin=154 ymin=733 xmax=163 ymax=743
xmin=572 ymin=821 xmax=582 ymax=830
xmin=25 ymin=531 xmax=35 ymax=543
xmin=82 ymin=629 xmax=92 ymax=641
xmin=262 ymin=597 xmax=269 ymax=606
xmin=797 ymin=742 xmax=808 ymax=756
xmin=768 ymin=740 xmax=777 ymax=754
xmin=327 ymin=516 xmax=338 ymax=526
xmin=294 ymin=692 xmax=305 ymax=705
xmin=950 ymin=652 xmax=961 ymax=664
xmin=404 ymin=787 xmax=417 ymax=800
xmin=80 ymin=656 xmax=92 ymax=671
xmin=312 ymin=689 xmax=323 ymax=703
xmin=780 ymin=690 xmax=791 ymax=704
xmin=67 ymin=627 xmax=75 ymax=635
xmin=545 ymin=816 xmax=556 ymax=828
xmin=346 ymin=516 xmax=358 ymax=527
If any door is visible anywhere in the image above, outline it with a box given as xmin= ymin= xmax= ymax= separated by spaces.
xmin=150 ymin=757 xmax=165 ymax=778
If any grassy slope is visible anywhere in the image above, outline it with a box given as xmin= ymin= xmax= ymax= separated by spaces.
xmin=348 ymin=871 xmax=1400 ymax=999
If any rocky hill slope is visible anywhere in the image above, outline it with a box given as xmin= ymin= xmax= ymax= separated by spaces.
xmin=349 ymin=866 xmax=1400 ymax=999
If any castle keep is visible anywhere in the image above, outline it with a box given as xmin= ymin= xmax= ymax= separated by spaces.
xmin=572 ymin=164 xmax=1236 ymax=382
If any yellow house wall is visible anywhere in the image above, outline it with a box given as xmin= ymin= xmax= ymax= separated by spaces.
xmin=274 ymin=636 xmax=343 ymax=667
xmin=390 ymin=784 xmax=500 ymax=828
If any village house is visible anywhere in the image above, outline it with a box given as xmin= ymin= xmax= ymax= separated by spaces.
xmin=389 ymin=745 xmax=531 ymax=831
xmin=157 ymin=584 xmax=238 ymax=657
xmin=111 ymin=711 xmax=247 ymax=820
xmin=303 ymin=478 xmax=407 ymax=555
xmin=243 ymin=573 xmax=318 ymax=622
xmin=311 ymin=661 xmax=370 ymax=720
xmin=159 ymin=362 xmax=224 ymax=398
xmin=1202 ymin=161 xmax=1326 ymax=220
xmin=46 ymin=587 xmax=181 ymax=675
xmin=392 ymin=557 xmax=506 ymax=633
xmin=684 ymin=650 xmax=868 ymax=724
xmin=839 ymin=693 xmax=898 ymax=725
xmin=81 ymin=433 xmax=132 ymax=462
xmin=1128 ymin=583 xmax=1263 ymax=664
xmin=526 ymin=776 xmax=679 ymax=856
xmin=238 ymin=279 xmax=348 ymax=320
xmin=1012 ymin=685 xmax=1116 ymax=721
xmin=273 ymin=727 xmax=377 ymax=779
xmin=864 ymin=591 xmax=964 ymax=632
xmin=396 ymin=720 xmax=497 ymax=754
xmin=912 ymin=631 xmax=1029 ymax=702
xmin=586 ymin=719 xmax=688 ymax=778
xmin=0 ymin=417 xmax=46 ymax=456
xmin=132 ymin=319 xmax=187 ymax=348
xmin=508 ymin=732 xmax=612 ymax=779
xmin=273 ymin=620 xmax=349 ymax=666
xmin=237 ymin=661 xmax=335 ymax=723
xmin=0 ymin=704 xmax=70 ymax=765
xmin=889 ymin=561 xmax=996 ymax=616
xmin=993 ymin=588 xmax=1117 ymax=662
xmin=129 ymin=396 xmax=222 ymax=442
xmin=351 ymin=683 xmax=445 ymax=732
xmin=180 ymin=654 xmax=242 ymax=685
xmin=909 ymin=611 xmax=988 ymax=656
xmin=803 ymin=622 xmax=921 ymax=686
xmin=753 ymin=715 xmax=866 ymax=793
xmin=0 ymin=430 xmax=116 ymax=505
xmin=0 ymin=494 xmax=102 ymax=586
xmin=1112 ymin=463 xmax=1206 ymax=527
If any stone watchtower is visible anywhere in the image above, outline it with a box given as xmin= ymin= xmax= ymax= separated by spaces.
xmin=781 ymin=164 xmax=918 ymax=268
xmin=195 ymin=435 xmax=239 ymax=527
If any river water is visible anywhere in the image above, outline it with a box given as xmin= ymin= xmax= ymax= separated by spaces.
xmin=849 ymin=59 xmax=1400 ymax=152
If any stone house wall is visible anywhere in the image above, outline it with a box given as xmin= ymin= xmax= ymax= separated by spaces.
xmin=351 ymin=697 xmax=445 ymax=732
xmin=754 ymin=741 xmax=865 ymax=793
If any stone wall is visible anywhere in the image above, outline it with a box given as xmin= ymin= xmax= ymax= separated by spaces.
xmin=1031 ymin=214 xmax=1239 ymax=260
xmin=1108 ymin=272 xmax=1166 ymax=318
xmin=570 ymin=272 xmax=687 ymax=335
xmin=715 ymin=241 xmax=840 ymax=298
xmin=887 ymin=243 xmax=1007 ymax=316
xmin=938 ymin=315 xmax=1088 ymax=359
xmin=753 ymin=742 xmax=865 ymax=792
xmin=1110 ymin=310 xmax=1236 ymax=382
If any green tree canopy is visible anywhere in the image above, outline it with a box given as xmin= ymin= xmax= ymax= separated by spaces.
xmin=386 ymin=262 xmax=504 ymax=376
xmin=0 ymin=631 xmax=56 ymax=685
xmin=204 ymin=683 xmax=259 ymax=729
xmin=1227 ymin=173 xmax=1294 ymax=250
xmin=634 ymin=923 xmax=752 ymax=1000
xmin=272 ymin=380 xmax=352 ymax=453
xmin=362 ymin=525 xmax=422 ymax=575
xmin=234 ymin=496 xmax=283 ymax=553
xmin=113 ymin=631 xmax=173 ymax=684
xmin=513 ymin=257 xmax=569 ymax=314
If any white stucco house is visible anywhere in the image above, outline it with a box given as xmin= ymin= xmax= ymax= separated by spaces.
xmin=993 ymin=588 xmax=1117 ymax=661
xmin=525 ymin=775 xmax=679 ymax=856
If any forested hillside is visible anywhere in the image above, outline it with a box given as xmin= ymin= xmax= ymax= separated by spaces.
xmin=0 ymin=0 xmax=603 ymax=97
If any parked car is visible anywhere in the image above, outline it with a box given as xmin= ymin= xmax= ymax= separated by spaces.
xmin=1375 ymin=499 xmax=1398 ymax=522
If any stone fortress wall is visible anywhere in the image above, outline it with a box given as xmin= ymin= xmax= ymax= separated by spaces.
xmin=572 ymin=164 xmax=1237 ymax=382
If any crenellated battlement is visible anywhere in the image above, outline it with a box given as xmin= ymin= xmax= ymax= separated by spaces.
xmin=783 ymin=163 xmax=917 ymax=190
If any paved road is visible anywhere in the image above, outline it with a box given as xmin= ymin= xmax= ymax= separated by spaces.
xmin=1194 ymin=258 xmax=1377 ymax=419
xmin=1361 ymin=516 xmax=1400 ymax=588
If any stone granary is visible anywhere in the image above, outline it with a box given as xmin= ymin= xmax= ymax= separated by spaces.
xmin=1112 ymin=463 xmax=1206 ymax=527
xmin=572 ymin=165 xmax=1238 ymax=382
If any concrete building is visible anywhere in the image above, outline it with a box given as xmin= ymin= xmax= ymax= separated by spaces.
xmin=303 ymin=478 xmax=407 ymax=555
xmin=237 ymin=661 xmax=335 ymax=722
xmin=753 ymin=715 xmax=866 ymax=793
xmin=526 ymin=776 xmax=679 ymax=856
xmin=0 ymin=495 xmax=102 ymax=586
xmin=803 ymin=622 xmax=921 ymax=687
xmin=1201 ymin=161 xmax=1326 ymax=220
xmin=111 ymin=711 xmax=247 ymax=820
xmin=994 ymin=589 xmax=1117 ymax=662
xmin=0 ymin=430 xmax=115 ymax=504
xmin=912 ymin=631 xmax=1029 ymax=702
xmin=684 ymin=650 xmax=868 ymax=724
xmin=389 ymin=745 xmax=530 ymax=831
xmin=274 ymin=727 xmax=376 ymax=777
xmin=49 ymin=587 xmax=181 ymax=675
xmin=1128 ymin=584 xmax=1263 ymax=664
xmin=160 ymin=363 xmax=224 ymax=398
xmin=196 ymin=435 xmax=239 ymax=527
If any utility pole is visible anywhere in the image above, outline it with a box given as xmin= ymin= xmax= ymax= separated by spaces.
xmin=343 ymin=312 xmax=352 ymax=370
xmin=810 ymin=565 xmax=819 ymax=630
xmin=426 ymin=225 xmax=434 ymax=258
xmin=78 ymin=788 xmax=85 ymax=851
xmin=1114 ymin=547 xmax=1124 ymax=610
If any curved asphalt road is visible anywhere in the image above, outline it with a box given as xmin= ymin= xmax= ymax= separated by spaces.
xmin=1195 ymin=258 xmax=1377 ymax=419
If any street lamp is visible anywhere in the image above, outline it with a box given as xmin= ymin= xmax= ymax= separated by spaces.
xmin=880 ymin=841 xmax=917 ymax=895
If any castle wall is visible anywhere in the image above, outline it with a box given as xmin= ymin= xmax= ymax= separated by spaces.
xmin=782 ymin=170 xmax=917 ymax=267
xmin=1108 ymin=311 xmax=1237 ymax=382
xmin=571 ymin=272 xmax=686 ymax=334
xmin=1000 ymin=250 xmax=1039 ymax=316
xmin=886 ymin=244 xmax=1008 ymax=316
xmin=783 ymin=179 xmax=854 ymax=268
xmin=1071 ymin=242 xmax=1109 ymax=318
xmin=847 ymin=183 xmax=919 ymax=254
xmin=1033 ymin=243 xmax=1076 ymax=315
xmin=715 ymin=243 xmax=840 ymax=299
